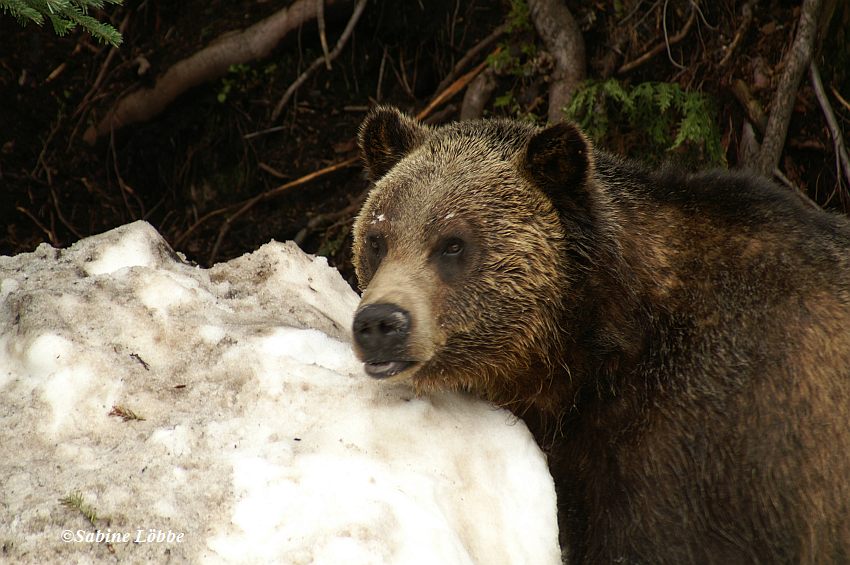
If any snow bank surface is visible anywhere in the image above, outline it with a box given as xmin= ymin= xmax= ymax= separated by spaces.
xmin=0 ymin=221 xmax=559 ymax=564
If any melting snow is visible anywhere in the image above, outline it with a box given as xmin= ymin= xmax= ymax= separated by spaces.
xmin=0 ymin=221 xmax=559 ymax=564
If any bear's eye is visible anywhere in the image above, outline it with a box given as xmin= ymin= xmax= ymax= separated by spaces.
xmin=431 ymin=235 xmax=471 ymax=282
xmin=442 ymin=238 xmax=464 ymax=257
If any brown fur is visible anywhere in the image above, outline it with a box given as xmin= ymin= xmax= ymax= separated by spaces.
xmin=351 ymin=106 xmax=850 ymax=563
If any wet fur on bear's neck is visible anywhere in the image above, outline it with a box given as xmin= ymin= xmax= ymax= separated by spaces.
xmin=354 ymin=107 xmax=850 ymax=564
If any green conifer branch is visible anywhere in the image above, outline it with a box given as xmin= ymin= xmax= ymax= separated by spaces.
xmin=0 ymin=0 xmax=123 ymax=46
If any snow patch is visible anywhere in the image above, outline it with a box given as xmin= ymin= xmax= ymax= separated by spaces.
xmin=0 ymin=221 xmax=559 ymax=564
xmin=83 ymin=221 xmax=165 ymax=275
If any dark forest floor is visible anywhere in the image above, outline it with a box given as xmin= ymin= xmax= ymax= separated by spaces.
xmin=1 ymin=0 xmax=848 ymax=286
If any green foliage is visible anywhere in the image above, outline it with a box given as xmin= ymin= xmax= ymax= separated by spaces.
xmin=59 ymin=491 xmax=102 ymax=526
xmin=0 ymin=0 xmax=123 ymax=46
xmin=488 ymin=0 xmax=536 ymax=76
xmin=486 ymin=0 xmax=543 ymax=123
xmin=492 ymin=90 xmax=540 ymax=123
xmin=318 ymin=228 xmax=350 ymax=258
xmin=565 ymin=79 xmax=724 ymax=166
xmin=505 ymin=0 xmax=531 ymax=33
xmin=486 ymin=42 xmax=538 ymax=78
xmin=218 ymin=62 xmax=278 ymax=103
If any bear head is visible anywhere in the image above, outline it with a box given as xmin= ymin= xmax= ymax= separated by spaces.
xmin=351 ymin=106 xmax=606 ymax=407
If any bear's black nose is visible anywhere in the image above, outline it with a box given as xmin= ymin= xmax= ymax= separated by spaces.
xmin=352 ymin=303 xmax=411 ymax=359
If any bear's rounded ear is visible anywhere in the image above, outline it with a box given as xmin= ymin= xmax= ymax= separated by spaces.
xmin=524 ymin=122 xmax=591 ymax=193
xmin=358 ymin=106 xmax=429 ymax=182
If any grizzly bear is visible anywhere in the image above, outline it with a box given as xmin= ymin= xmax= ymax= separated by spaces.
xmin=350 ymin=106 xmax=850 ymax=564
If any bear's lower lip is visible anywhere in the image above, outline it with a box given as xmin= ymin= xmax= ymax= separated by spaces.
xmin=364 ymin=360 xmax=415 ymax=379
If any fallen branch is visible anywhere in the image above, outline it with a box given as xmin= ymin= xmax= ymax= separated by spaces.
xmin=528 ymin=0 xmax=586 ymax=123
xmin=271 ymin=0 xmax=368 ymax=121
xmin=755 ymin=0 xmax=823 ymax=177
xmin=810 ymin=62 xmax=850 ymax=190
xmin=83 ymin=0 xmax=346 ymax=143
xmin=618 ymin=4 xmax=696 ymax=74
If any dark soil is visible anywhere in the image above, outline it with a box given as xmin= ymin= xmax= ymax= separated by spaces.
xmin=1 ymin=0 xmax=848 ymax=287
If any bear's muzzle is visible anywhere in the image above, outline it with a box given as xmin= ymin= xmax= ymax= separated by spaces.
xmin=352 ymin=303 xmax=416 ymax=378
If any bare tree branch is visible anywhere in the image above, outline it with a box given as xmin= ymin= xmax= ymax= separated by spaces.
xmin=755 ymin=0 xmax=823 ymax=177
xmin=83 ymin=0 xmax=347 ymax=144
xmin=810 ymin=61 xmax=850 ymax=191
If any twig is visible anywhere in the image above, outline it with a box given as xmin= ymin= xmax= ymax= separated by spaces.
xmin=109 ymin=405 xmax=146 ymax=422
xmin=50 ymin=186 xmax=84 ymax=239
xmin=258 ymin=162 xmax=289 ymax=179
xmin=243 ymin=125 xmax=286 ymax=140
xmin=810 ymin=62 xmax=850 ymax=190
xmin=772 ymin=167 xmax=796 ymax=190
xmin=415 ymin=49 xmax=497 ymax=120
xmin=718 ymin=1 xmax=754 ymax=68
xmin=173 ymin=206 xmax=232 ymax=249
xmin=773 ymin=168 xmax=821 ymax=210
xmin=271 ymin=0 xmax=368 ymax=121
xmin=109 ymin=130 xmax=145 ymax=220
xmin=432 ymin=23 xmax=507 ymax=96
xmin=376 ymin=45 xmax=388 ymax=102
xmin=16 ymin=206 xmax=56 ymax=245
xmin=389 ymin=50 xmax=415 ymax=99
xmin=756 ymin=0 xmax=823 ymax=177
xmin=45 ymin=62 xmax=67 ymax=83
xmin=830 ymin=85 xmax=850 ymax=113
xmin=316 ymin=0 xmax=332 ymax=70
xmin=618 ymin=4 xmax=696 ymax=74
xmin=662 ymin=0 xmax=686 ymax=70
xmin=688 ymin=0 xmax=717 ymax=31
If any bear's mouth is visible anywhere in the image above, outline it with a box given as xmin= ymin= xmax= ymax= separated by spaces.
xmin=363 ymin=360 xmax=416 ymax=379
